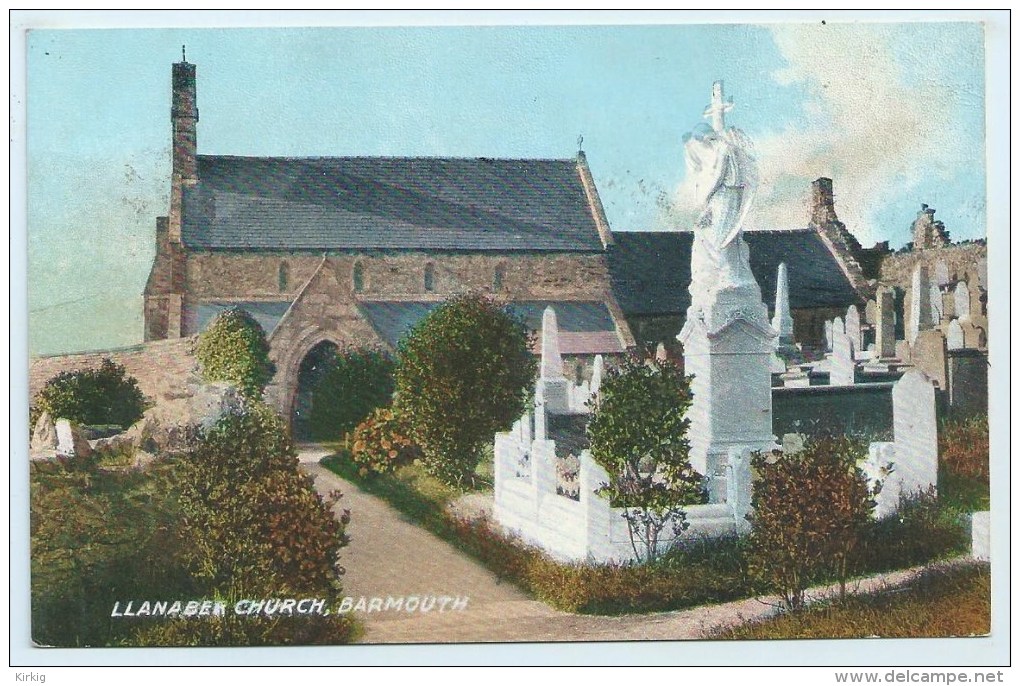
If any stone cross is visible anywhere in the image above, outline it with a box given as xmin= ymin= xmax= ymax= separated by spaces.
xmin=703 ymin=80 xmax=734 ymax=133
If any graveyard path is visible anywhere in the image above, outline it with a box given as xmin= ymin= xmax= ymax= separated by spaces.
xmin=298 ymin=449 xmax=965 ymax=644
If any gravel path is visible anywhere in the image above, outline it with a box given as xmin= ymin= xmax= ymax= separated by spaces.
xmin=299 ymin=450 xmax=968 ymax=644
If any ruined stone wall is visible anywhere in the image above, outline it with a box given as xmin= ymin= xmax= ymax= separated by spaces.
xmin=878 ymin=243 xmax=987 ymax=291
xmin=181 ymin=251 xmax=615 ymax=302
xmin=28 ymin=337 xmax=200 ymax=405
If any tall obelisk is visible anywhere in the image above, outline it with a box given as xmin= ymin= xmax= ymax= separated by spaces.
xmin=678 ymin=81 xmax=778 ymax=502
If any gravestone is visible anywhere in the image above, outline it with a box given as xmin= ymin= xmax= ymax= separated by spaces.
xmin=971 ymin=511 xmax=990 ymax=561
xmin=864 ymin=442 xmax=898 ymax=519
xmin=864 ymin=298 xmax=878 ymax=326
xmin=934 ymin=259 xmax=951 ymax=287
xmin=954 ymin=281 xmax=971 ymax=322
xmin=892 ymin=369 xmax=939 ymax=498
xmin=830 ymin=330 xmax=856 ymax=385
xmin=875 ymin=288 xmax=897 ymax=358
xmin=960 ymin=321 xmax=986 ymax=350
xmin=929 ymin=283 xmax=944 ymax=325
xmin=771 ymin=262 xmax=795 ymax=345
xmin=655 ymin=342 xmax=668 ymax=363
xmin=824 ymin=320 xmax=834 ymax=352
xmin=55 ymin=419 xmax=93 ymax=458
xmin=833 ymin=316 xmax=844 ymax=336
xmin=946 ymin=319 xmax=965 ymax=350
xmin=30 ymin=411 xmax=57 ymax=452
xmin=589 ymin=354 xmax=604 ymax=398
xmin=911 ymin=329 xmax=948 ymax=390
xmin=907 ymin=263 xmax=931 ymax=344
xmin=538 ymin=306 xmax=569 ymax=415
xmin=845 ymin=305 xmax=863 ymax=351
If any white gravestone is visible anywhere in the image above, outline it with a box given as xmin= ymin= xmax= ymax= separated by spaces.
xmin=929 ymin=283 xmax=944 ymax=325
xmin=971 ymin=511 xmax=990 ymax=561
xmin=830 ymin=330 xmax=856 ymax=386
xmin=679 ymin=81 xmax=776 ymax=503
xmin=824 ymin=320 xmax=834 ymax=352
xmin=771 ymin=262 xmax=795 ymax=344
xmin=892 ymin=370 xmax=939 ymax=498
xmin=946 ymin=319 xmax=965 ymax=350
xmin=538 ymin=306 xmax=569 ymax=415
xmin=876 ymin=288 xmax=897 ymax=358
xmin=863 ymin=442 xmax=898 ymax=519
xmin=845 ymin=304 xmax=863 ymax=351
xmin=954 ymin=281 xmax=971 ymax=322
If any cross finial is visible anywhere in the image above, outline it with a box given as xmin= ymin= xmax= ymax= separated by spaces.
xmin=703 ymin=80 xmax=734 ymax=133
xmin=182 ymin=45 xmax=187 ymax=62
xmin=577 ymin=134 xmax=584 ymax=153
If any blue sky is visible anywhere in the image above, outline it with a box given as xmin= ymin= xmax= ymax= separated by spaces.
xmin=24 ymin=21 xmax=988 ymax=355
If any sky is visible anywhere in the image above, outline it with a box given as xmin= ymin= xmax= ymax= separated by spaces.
xmin=21 ymin=17 xmax=989 ymax=356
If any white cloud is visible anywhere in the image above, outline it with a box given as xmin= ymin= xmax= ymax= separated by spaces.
xmin=664 ymin=23 xmax=980 ymax=245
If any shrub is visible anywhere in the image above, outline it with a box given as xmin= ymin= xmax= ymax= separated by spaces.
xmin=395 ymin=293 xmax=537 ymax=486
xmin=195 ymin=308 xmax=275 ymax=399
xmin=938 ymin=416 xmax=990 ymax=511
xmin=860 ymin=487 xmax=970 ymax=572
xmin=307 ymin=347 xmax=395 ymax=441
xmin=34 ymin=359 xmax=148 ymax=428
xmin=169 ymin=401 xmax=350 ymax=596
xmin=586 ymin=355 xmax=704 ymax=562
xmin=348 ymin=407 xmax=421 ymax=477
xmin=747 ymin=436 xmax=878 ymax=610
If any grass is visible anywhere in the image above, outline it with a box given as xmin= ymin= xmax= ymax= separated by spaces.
xmin=717 ymin=562 xmax=990 ymax=639
xmin=938 ymin=416 xmax=990 ymax=513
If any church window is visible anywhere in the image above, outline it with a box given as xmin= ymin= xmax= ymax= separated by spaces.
xmin=493 ymin=263 xmax=507 ymax=291
xmin=278 ymin=261 xmax=289 ymax=292
xmin=424 ymin=262 xmax=436 ymax=292
xmin=352 ymin=261 xmax=365 ymax=293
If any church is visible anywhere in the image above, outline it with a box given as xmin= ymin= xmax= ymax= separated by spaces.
xmin=143 ymin=55 xmax=865 ymax=420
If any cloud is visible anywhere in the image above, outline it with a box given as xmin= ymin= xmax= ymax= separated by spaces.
xmin=664 ymin=23 xmax=982 ymax=245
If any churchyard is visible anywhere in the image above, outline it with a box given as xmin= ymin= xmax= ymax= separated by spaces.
xmin=26 ymin=76 xmax=992 ymax=647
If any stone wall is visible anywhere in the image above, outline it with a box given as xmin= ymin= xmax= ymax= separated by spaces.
xmin=878 ymin=242 xmax=987 ymax=292
xmin=28 ymin=337 xmax=200 ymax=405
xmin=181 ymin=251 xmax=615 ymax=304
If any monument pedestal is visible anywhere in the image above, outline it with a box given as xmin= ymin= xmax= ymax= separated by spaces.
xmin=680 ymin=291 xmax=777 ymax=503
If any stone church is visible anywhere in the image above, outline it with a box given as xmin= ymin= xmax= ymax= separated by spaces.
xmin=143 ymin=56 xmax=866 ymax=421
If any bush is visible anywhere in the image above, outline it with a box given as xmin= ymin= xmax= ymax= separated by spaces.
xmin=395 ymin=293 xmax=537 ymax=486
xmin=586 ymin=355 xmax=704 ymax=562
xmin=860 ymin=487 xmax=970 ymax=572
xmin=348 ymin=407 xmax=421 ymax=477
xmin=34 ymin=359 xmax=148 ymax=428
xmin=938 ymin=416 xmax=990 ymax=511
xmin=307 ymin=347 xmax=395 ymax=441
xmin=195 ymin=308 xmax=275 ymax=399
xmin=169 ymin=401 xmax=350 ymax=596
xmin=747 ymin=436 xmax=878 ymax=610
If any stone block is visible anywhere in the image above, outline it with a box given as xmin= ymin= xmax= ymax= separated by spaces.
xmin=971 ymin=511 xmax=990 ymax=561
xmin=892 ymin=370 xmax=938 ymax=498
xmin=911 ymin=329 xmax=948 ymax=390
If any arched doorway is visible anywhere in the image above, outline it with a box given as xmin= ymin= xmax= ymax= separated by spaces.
xmin=291 ymin=340 xmax=339 ymax=440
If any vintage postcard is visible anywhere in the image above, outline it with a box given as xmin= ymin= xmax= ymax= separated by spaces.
xmin=14 ymin=11 xmax=1008 ymax=668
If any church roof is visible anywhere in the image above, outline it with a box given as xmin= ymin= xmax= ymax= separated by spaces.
xmin=181 ymin=155 xmax=606 ymax=252
xmin=608 ymin=229 xmax=862 ymax=317
xmin=359 ymin=300 xmax=626 ymax=354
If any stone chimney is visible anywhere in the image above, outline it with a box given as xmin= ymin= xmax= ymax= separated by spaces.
xmin=807 ymin=178 xmax=871 ymax=300
xmin=810 ymin=178 xmax=840 ymax=228
xmin=169 ymin=48 xmax=199 ymax=243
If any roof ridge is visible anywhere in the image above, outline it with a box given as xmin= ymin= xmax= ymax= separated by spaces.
xmin=197 ymin=154 xmax=578 ymax=163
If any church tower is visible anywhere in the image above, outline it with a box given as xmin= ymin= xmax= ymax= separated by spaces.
xmin=169 ymin=47 xmax=198 ymax=243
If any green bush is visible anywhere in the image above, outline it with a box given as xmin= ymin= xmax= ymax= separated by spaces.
xmin=586 ymin=355 xmax=704 ymax=562
xmin=348 ymin=407 xmax=421 ymax=477
xmin=34 ymin=359 xmax=148 ymax=429
xmin=747 ymin=436 xmax=878 ymax=610
xmin=860 ymin=487 xmax=970 ymax=572
xmin=308 ymin=347 xmax=395 ymax=441
xmin=938 ymin=416 xmax=990 ymax=511
xmin=195 ymin=308 xmax=275 ymax=399
xmin=395 ymin=293 xmax=537 ymax=486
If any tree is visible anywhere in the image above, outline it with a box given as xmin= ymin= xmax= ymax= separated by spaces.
xmin=585 ymin=355 xmax=704 ymax=563
xmin=747 ymin=435 xmax=878 ymax=611
xmin=395 ymin=293 xmax=537 ymax=486
xmin=308 ymin=347 xmax=395 ymax=441
xmin=194 ymin=308 xmax=275 ymax=399
xmin=34 ymin=359 xmax=148 ymax=428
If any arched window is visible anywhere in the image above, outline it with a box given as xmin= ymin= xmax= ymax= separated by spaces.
xmin=278 ymin=261 xmax=289 ymax=292
xmin=352 ymin=261 xmax=365 ymax=293
xmin=424 ymin=262 xmax=436 ymax=292
xmin=493 ymin=263 xmax=507 ymax=291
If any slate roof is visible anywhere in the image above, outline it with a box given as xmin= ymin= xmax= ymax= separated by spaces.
xmin=608 ymin=230 xmax=862 ymax=317
xmin=359 ymin=300 xmax=623 ymax=353
xmin=181 ymin=156 xmax=605 ymax=252
xmin=193 ymin=301 xmax=292 ymax=336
